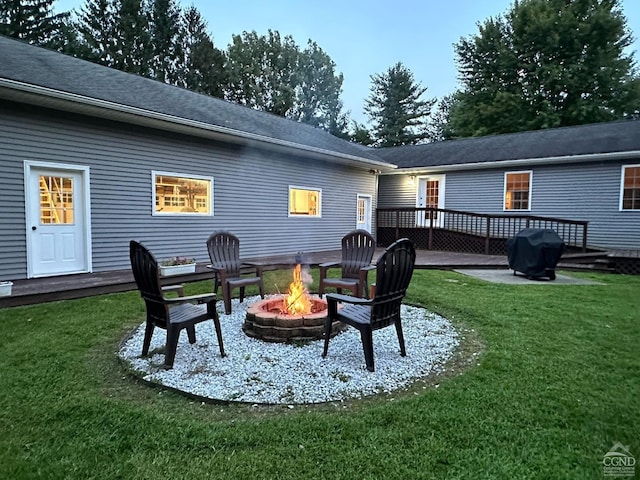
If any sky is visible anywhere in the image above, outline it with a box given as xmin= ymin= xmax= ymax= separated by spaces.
xmin=54 ymin=0 xmax=640 ymax=125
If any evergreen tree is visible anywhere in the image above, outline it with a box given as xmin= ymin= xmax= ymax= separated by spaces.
xmin=113 ymin=0 xmax=151 ymax=76
xmin=148 ymin=0 xmax=182 ymax=83
xmin=0 ymin=0 xmax=69 ymax=46
xmin=449 ymin=0 xmax=640 ymax=137
xmin=364 ymin=62 xmax=435 ymax=147
xmin=76 ymin=0 xmax=151 ymax=76
xmin=176 ymin=5 xmax=226 ymax=98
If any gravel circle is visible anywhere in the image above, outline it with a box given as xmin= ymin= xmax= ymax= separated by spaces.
xmin=119 ymin=296 xmax=459 ymax=404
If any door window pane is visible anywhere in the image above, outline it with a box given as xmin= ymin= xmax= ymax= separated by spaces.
xmin=39 ymin=175 xmax=74 ymax=224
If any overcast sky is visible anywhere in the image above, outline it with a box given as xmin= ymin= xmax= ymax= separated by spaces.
xmin=55 ymin=0 xmax=640 ymax=125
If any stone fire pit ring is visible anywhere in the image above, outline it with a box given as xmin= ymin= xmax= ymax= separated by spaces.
xmin=244 ymin=296 xmax=346 ymax=343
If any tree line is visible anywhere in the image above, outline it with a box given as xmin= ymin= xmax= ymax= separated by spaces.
xmin=2 ymin=0 xmax=639 ymax=146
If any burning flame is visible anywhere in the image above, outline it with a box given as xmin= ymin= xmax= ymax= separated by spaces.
xmin=283 ymin=264 xmax=312 ymax=315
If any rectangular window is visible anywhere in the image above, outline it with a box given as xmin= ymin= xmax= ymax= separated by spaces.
xmin=504 ymin=171 xmax=532 ymax=211
xmin=153 ymin=171 xmax=212 ymax=215
xmin=621 ymin=165 xmax=640 ymax=210
xmin=289 ymin=186 xmax=321 ymax=217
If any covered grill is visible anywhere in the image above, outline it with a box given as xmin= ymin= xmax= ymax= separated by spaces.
xmin=506 ymin=229 xmax=565 ymax=280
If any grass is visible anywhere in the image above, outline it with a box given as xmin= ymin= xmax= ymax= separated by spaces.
xmin=1 ymin=269 xmax=639 ymax=479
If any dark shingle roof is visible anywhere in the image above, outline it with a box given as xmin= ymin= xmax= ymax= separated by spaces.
xmin=374 ymin=120 xmax=640 ymax=168
xmin=0 ymin=35 xmax=389 ymax=166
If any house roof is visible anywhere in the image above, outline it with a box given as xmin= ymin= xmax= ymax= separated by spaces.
xmin=0 ymin=35 xmax=393 ymax=171
xmin=374 ymin=120 xmax=640 ymax=172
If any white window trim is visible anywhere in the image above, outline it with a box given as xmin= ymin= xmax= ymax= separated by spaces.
xmin=619 ymin=164 xmax=640 ymax=211
xmin=288 ymin=185 xmax=322 ymax=218
xmin=503 ymin=170 xmax=533 ymax=212
xmin=356 ymin=193 xmax=373 ymax=228
xmin=152 ymin=170 xmax=214 ymax=216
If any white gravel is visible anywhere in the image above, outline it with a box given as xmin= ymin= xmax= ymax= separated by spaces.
xmin=119 ymin=296 xmax=459 ymax=404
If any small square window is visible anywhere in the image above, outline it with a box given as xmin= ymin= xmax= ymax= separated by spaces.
xmin=504 ymin=171 xmax=531 ymax=211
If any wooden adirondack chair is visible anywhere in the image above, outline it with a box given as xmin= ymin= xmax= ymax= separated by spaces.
xmin=129 ymin=240 xmax=225 ymax=368
xmin=322 ymin=238 xmax=416 ymax=372
xmin=318 ymin=229 xmax=376 ymax=299
xmin=206 ymin=231 xmax=265 ymax=315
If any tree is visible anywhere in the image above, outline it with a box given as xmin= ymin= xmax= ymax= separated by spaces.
xmin=291 ymin=40 xmax=346 ymax=134
xmin=148 ymin=0 xmax=182 ymax=83
xmin=449 ymin=0 xmax=640 ymax=137
xmin=76 ymin=0 xmax=151 ymax=76
xmin=226 ymin=30 xmax=299 ymax=116
xmin=225 ymin=30 xmax=349 ymax=134
xmin=175 ymin=5 xmax=226 ymax=98
xmin=364 ymin=62 xmax=435 ymax=147
xmin=0 ymin=0 xmax=69 ymax=46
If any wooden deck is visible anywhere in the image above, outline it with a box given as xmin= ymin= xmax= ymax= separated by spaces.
xmin=0 ymin=249 xmax=509 ymax=308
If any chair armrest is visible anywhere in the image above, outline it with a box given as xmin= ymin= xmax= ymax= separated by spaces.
xmin=207 ymin=263 xmax=228 ymax=273
xmin=360 ymin=264 xmax=376 ymax=272
xmin=325 ymin=292 xmax=373 ymax=306
xmin=164 ymin=293 xmax=217 ymax=305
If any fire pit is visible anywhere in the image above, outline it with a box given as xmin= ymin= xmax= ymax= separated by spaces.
xmin=243 ymin=263 xmax=346 ymax=343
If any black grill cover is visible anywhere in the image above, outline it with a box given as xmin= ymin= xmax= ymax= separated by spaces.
xmin=506 ymin=229 xmax=565 ymax=279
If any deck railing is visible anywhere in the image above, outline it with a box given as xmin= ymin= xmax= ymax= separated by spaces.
xmin=376 ymin=207 xmax=589 ymax=254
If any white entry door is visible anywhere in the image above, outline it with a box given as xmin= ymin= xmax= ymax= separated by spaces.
xmin=25 ymin=162 xmax=92 ymax=278
xmin=356 ymin=194 xmax=372 ymax=233
xmin=416 ymin=175 xmax=445 ymax=228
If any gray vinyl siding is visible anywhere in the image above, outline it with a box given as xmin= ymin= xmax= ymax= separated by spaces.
xmin=380 ymin=162 xmax=640 ymax=250
xmin=0 ymin=104 xmax=377 ymax=280
xmin=377 ymin=174 xmax=416 ymax=208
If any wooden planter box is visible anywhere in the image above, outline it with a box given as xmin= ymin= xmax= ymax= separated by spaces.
xmin=159 ymin=264 xmax=196 ymax=277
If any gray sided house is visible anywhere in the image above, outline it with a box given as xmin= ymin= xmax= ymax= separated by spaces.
xmin=374 ymin=122 xmax=640 ymax=251
xmin=0 ymin=36 xmax=394 ymax=281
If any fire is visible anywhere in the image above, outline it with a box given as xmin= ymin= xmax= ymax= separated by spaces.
xmin=283 ymin=264 xmax=312 ymax=315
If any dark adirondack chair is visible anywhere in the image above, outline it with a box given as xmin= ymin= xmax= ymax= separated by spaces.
xmin=322 ymin=238 xmax=416 ymax=372
xmin=129 ymin=240 xmax=225 ymax=368
xmin=206 ymin=231 xmax=265 ymax=315
xmin=318 ymin=229 xmax=376 ymax=299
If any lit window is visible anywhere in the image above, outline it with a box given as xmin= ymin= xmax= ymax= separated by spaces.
xmin=153 ymin=172 xmax=212 ymax=215
xmin=39 ymin=175 xmax=74 ymax=224
xmin=504 ymin=171 xmax=531 ymax=211
xmin=289 ymin=186 xmax=321 ymax=217
xmin=621 ymin=165 xmax=640 ymax=210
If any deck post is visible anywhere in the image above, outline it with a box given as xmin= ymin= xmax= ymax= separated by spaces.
xmin=395 ymin=211 xmax=400 ymax=241
xmin=485 ymin=216 xmax=491 ymax=255
xmin=428 ymin=209 xmax=434 ymax=250
xmin=582 ymin=224 xmax=588 ymax=253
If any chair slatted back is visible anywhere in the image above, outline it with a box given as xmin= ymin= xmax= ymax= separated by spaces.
xmin=207 ymin=231 xmax=242 ymax=277
xmin=341 ymin=229 xmax=376 ymax=279
xmin=370 ymin=238 xmax=416 ymax=330
xmin=130 ymin=240 xmax=169 ymax=328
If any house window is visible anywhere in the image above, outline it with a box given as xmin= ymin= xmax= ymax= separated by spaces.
xmin=504 ymin=171 xmax=532 ymax=211
xmin=621 ymin=165 xmax=640 ymax=210
xmin=152 ymin=172 xmax=212 ymax=215
xmin=289 ymin=186 xmax=321 ymax=217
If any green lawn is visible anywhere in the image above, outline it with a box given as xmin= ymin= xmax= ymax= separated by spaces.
xmin=1 ymin=269 xmax=638 ymax=479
